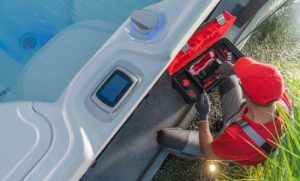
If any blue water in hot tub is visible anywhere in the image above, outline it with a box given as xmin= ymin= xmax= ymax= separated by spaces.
xmin=0 ymin=0 xmax=160 ymax=102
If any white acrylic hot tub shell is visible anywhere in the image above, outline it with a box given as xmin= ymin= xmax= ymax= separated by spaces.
xmin=0 ymin=0 xmax=220 ymax=180
xmin=0 ymin=102 xmax=52 ymax=180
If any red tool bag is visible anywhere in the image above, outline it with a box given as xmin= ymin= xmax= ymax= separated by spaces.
xmin=167 ymin=11 xmax=236 ymax=75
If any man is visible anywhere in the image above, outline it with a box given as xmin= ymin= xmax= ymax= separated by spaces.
xmin=157 ymin=57 xmax=292 ymax=165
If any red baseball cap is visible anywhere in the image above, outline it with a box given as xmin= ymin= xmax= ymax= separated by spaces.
xmin=234 ymin=57 xmax=284 ymax=106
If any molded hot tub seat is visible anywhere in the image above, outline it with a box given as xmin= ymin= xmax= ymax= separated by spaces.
xmin=2 ymin=20 xmax=117 ymax=103
xmin=0 ymin=102 xmax=52 ymax=180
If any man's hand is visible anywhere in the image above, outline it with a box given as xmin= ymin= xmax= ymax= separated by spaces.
xmin=195 ymin=93 xmax=210 ymax=121
xmin=215 ymin=61 xmax=235 ymax=78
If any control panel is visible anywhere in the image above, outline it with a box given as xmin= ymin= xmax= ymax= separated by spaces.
xmin=91 ymin=66 xmax=137 ymax=112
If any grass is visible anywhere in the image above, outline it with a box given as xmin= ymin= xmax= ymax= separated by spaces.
xmin=155 ymin=1 xmax=300 ymax=180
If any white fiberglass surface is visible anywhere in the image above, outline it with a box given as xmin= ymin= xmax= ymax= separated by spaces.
xmin=0 ymin=0 xmax=160 ymax=102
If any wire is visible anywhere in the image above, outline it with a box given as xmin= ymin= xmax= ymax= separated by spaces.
xmin=235 ymin=0 xmax=290 ymax=47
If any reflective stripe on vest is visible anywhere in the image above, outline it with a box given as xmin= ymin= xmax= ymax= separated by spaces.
xmin=235 ymin=119 xmax=275 ymax=154
xmin=234 ymin=99 xmax=290 ymax=154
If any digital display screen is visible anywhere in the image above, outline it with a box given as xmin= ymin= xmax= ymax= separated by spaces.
xmin=96 ymin=70 xmax=133 ymax=107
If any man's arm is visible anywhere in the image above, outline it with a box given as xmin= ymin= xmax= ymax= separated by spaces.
xmin=198 ymin=121 xmax=220 ymax=160
xmin=197 ymin=61 xmax=236 ymax=160
xmin=195 ymin=94 xmax=221 ymax=160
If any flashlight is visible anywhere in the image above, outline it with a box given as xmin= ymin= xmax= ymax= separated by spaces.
xmin=209 ymin=163 xmax=217 ymax=173
xmin=207 ymin=162 xmax=218 ymax=174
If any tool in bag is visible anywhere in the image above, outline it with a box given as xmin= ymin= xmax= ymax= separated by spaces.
xmin=172 ymin=39 xmax=244 ymax=104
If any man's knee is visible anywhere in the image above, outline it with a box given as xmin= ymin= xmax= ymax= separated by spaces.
xmin=218 ymin=75 xmax=240 ymax=97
